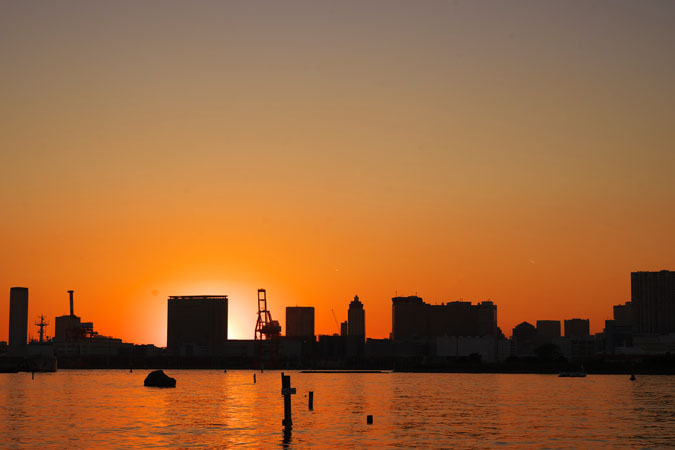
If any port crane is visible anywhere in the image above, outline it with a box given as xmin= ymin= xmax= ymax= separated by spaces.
xmin=254 ymin=289 xmax=281 ymax=340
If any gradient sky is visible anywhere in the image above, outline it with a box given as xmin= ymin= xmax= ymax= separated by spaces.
xmin=1 ymin=1 xmax=674 ymax=346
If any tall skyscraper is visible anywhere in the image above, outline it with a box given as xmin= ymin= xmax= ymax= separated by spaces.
xmin=9 ymin=287 xmax=28 ymax=353
xmin=167 ymin=295 xmax=228 ymax=357
xmin=286 ymin=306 xmax=315 ymax=340
xmin=347 ymin=295 xmax=365 ymax=338
xmin=631 ymin=270 xmax=675 ymax=335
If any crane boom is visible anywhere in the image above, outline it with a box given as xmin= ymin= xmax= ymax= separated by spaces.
xmin=331 ymin=309 xmax=340 ymax=334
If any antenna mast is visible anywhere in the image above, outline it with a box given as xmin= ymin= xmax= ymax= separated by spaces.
xmin=34 ymin=315 xmax=49 ymax=343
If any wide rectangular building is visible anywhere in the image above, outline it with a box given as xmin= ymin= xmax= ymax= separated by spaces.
xmin=631 ymin=271 xmax=675 ymax=335
xmin=285 ymin=306 xmax=315 ymax=340
xmin=167 ymin=295 xmax=228 ymax=357
xmin=392 ymin=296 xmax=498 ymax=340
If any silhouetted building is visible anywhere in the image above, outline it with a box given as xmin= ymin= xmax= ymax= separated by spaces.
xmin=9 ymin=287 xmax=28 ymax=354
xmin=512 ymin=321 xmax=537 ymax=356
xmin=348 ymin=296 xmax=365 ymax=338
xmin=347 ymin=296 xmax=365 ymax=358
xmin=340 ymin=321 xmax=348 ymax=337
xmin=167 ymin=295 xmax=228 ymax=357
xmin=53 ymin=291 xmax=132 ymax=357
xmin=318 ymin=334 xmax=346 ymax=361
xmin=54 ymin=291 xmax=94 ymax=342
xmin=631 ymin=270 xmax=675 ymax=335
xmin=392 ymin=296 xmax=498 ymax=340
xmin=603 ymin=301 xmax=633 ymax=353
xmin=613 ymin=301 xmax=632 ymax=327
xmin=285 ymin=306 xmax=315 ymax=340
xmin=536 ymin=320 xmax=561 ymax=346
xmin=564 ymin=318 xmax=590 ymax=338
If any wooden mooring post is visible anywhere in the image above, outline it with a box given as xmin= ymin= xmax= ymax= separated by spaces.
xmin=281 ymin=372 xmax=296 ymax=430
xmin=308 ymin=391 xmax=314 ymax=410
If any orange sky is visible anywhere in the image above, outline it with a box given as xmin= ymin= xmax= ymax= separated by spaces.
xmin=1 ymin=1 xmax=674 ymax=346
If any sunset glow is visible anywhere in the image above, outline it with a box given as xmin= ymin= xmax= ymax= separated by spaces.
xmin=1 ymin=1 xmax=674 ymax=346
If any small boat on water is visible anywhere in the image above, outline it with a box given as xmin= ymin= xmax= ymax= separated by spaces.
xmin=559 ymin=366 xmax=587 ymax=377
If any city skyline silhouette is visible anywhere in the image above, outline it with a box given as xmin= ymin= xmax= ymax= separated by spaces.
xmin=1 ymin=1 xmax=674 ymax=348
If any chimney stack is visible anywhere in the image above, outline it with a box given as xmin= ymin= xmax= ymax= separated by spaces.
xmin=68 ymin=290 xmax=74 ymax=316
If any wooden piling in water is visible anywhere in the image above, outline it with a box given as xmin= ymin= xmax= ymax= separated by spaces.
xmin=308 ymin=391 xmax=314 ymax=410
xmin=367 ymin=415 xmax=373 ymax=424
xmin=281 ymin=372 xmax=295 ymax=430
xmin=253 ymin=374 xmax=256 ymax=383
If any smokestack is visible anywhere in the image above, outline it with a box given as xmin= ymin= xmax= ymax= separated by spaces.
xmin=68 ymin=290 xmax=74 ymax=316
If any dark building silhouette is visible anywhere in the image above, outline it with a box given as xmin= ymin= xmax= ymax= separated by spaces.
xmin=285 ymin=306 xmax=315 ymax=340
xmin=536 ymin=320 xmax=561 ymax=346
xmin=603 ymin=301 xmax=633 ymax=353
xmin=167 ymin=295 xmax=228 ymax=357
xmin=392 ymin=296 xmax=498 ymax=340
xmin=631 ymin=270 xmax=675 ymax=335
xmin=54 ymin=290 xmax=94 ymax=342
xmin=347 ymin=296 xmax=365 ymax=358
xmin=347 ymin=296 xmax=365 ymax=338
xmin=9 ymin=287 xmax=29 ymax=354
xmin=53 ymin=290 xmax=131 ymax=357
xmin=340 ymin=321 xmax=348 ymax=337
xmin=613 ymin=301 xmax=632 ymax=327
xmin=512 ymin=321 xmax=537 ymax=356
xmin=564 ymin=318 xmax=590 ymax=338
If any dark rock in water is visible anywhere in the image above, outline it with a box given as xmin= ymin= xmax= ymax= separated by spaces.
xmin=144 ymin=370 xmax=176 ymax=388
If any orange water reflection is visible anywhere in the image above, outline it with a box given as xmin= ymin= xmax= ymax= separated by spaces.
xmin=1 ymin=371 xmax=673 ymax=449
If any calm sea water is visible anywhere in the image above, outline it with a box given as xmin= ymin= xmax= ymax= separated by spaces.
xmin=1 ymin=370 xmax=674 ymax=449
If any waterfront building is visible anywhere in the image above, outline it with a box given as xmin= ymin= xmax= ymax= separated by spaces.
xmin=512 ymin=321 xmax=537 ymax=356
xmin=285 ymin=306 xmax=315 ymax=340
xmin=8 ymin=287 xmax=28 ymax=354
xmin=536 ymin=320 xmax=561 ymax=346
xmin=391 ymin=296 xmax=498 ymax=340
xmin=347 ymin=296 xmax=365 ymax=338
xmin=613 ymin=301 xmax=632 ymax=327
xmin=53 ymin=291 xmax=132 ymax=358
xmin=167 ymin=295 xmax=228 ymax=357
xmin=564 ymin=318 xmax=590 ymax=338
xmin=631 ymin=270 xmax=675 ymax=335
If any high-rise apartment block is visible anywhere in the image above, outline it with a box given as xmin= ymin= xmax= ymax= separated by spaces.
xmin=631 ymin=270 xmax=675 ymax=335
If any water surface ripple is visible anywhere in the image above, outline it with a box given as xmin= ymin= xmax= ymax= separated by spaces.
xmin=1 ymin=371 xmax=674 ymax=449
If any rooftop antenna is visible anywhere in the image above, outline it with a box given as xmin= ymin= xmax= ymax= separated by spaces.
xmin=35 ymin=315 xmax=49 ymax=343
